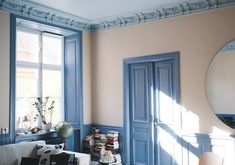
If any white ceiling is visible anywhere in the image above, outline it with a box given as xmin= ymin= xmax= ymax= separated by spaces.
xmin=25 ymin=0 xmax=189 ymax=21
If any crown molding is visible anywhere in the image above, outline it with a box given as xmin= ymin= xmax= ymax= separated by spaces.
xmin=90 ymin=0 xmax=235 ymax=31
xmin=0 ymin=0 xmax=235 ymax=32
xmin=0 ymin=0 xmax=92 ymax=31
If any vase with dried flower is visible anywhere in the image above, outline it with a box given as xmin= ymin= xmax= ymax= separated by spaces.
xmin=33 ymin=96 xmax=55 ymax=131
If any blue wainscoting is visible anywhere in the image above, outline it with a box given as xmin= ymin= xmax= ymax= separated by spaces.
xmin=83 ymin=124 xmax=93 ymax=137
xmin=182 ymin=133 xmax=235 ymax=165
xmin=82 ymin=124 xmax=235 ymax=165
xmin=0 ymin=134 xmax=11 ymax=145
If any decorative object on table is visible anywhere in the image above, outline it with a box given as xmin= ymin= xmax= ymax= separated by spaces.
xmin=57 ymin=122 xmax=74 ymax=149
xmin=16 ymin=117 xmax=24 ymax=134
xmin=30 ymin=127 xmax=41 ymax=134
xmin=22 ymin=115 xmax=31 ymax=134
xmin=32 ymin=96 xmax=55 ymax=131
xmin=99 ymin=150 xmax=115 ymax=164
xmin=113 ymin=154 xmax=122 ymax=164
xmin=92 ymin=127 xmax=100 ymax=134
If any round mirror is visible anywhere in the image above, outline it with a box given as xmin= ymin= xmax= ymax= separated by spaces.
xmin=206 ymin=40 xmax=235 ymax=128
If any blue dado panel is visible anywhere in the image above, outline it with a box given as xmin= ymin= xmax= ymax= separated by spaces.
xmin=133 ymin=138 xmax=149 ymax=164
xmin=0 ymin=134 xmax=11 ymax=145
xmin=83 ymin=124 xmax=235 ymax=165
xmin=182 ymin=134 xmax=235 ymax=165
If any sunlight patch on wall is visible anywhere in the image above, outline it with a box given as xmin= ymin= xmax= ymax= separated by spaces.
xmin=181 ymin=106 xmax=199 ymax=132
xmin=212 ymin=126 xmax=230 ymax=136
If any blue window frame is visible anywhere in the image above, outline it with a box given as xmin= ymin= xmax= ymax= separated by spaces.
xmin=15 ymin=28 xmax=65 ymax=133
xmin=10 ymin=14 xmax=84 ymax=151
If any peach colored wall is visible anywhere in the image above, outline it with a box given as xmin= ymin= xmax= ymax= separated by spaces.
xmin=92 ymin=7 xmax=235 ymax=134
xmin=83 ymin=32 xmax=92 ymax=124
xmin=0 ymin=11 xmax=10 ymax=129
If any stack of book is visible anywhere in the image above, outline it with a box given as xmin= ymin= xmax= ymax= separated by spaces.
xmin=100 ymin=134 xmax=107 ymax=143
xmin=93 ymin=142 xmax=106 ymax=161
xmin=106 ymin=131 xmax=120 ymax=154
xmin=83 ymin=129 xmax=122 ymax=164
xmin=83 ymin=135 xmax=95 ymax=154
xmin=94 ymin=133 xmax=101 ymax=143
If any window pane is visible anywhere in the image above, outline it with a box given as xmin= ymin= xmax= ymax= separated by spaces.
xmin=16 ymin=68 xmax=39 ymax=97
xmin=43 ymin=70 xmax=62 ymax=97
xmin=42 ymin=34 xmax=63 ymax=65
xmin=15 ymin=97 xmax=38 ymax=130
xmin=16 ymin=30 xmax=40 ymax=63
xmin=43 ymin=97 xmax=63 ymax=125
xmin=43 ymin=70 xmax=63 ymax=124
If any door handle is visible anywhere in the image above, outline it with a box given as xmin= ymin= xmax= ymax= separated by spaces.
xmin=154 ymin=122 xmax=157 ymax=127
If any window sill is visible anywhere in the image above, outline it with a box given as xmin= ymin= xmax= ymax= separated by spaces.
xmin=15 ymin=130 xmax=63 ymax=144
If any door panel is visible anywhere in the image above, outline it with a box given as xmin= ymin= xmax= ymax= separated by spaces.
xmin=156 ymin=126 xmax=180 ymax=165
xmin=155 ymin=61 xmax=174 ymax=125
xmin=133 ymin=138 xmax=150 ymax=164
xmin=131 ymin=65 xmax=150 ymax=123
xmin=129 ymin=63 xmax=154 ymax=165
xmin=154 ymin=61 xmax=181 ymax=165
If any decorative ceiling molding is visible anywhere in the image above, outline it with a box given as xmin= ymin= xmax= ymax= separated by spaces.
xmin=0 ymin=0 xmax=235 ymax=32
xmin=90 ymin=0 xmax=235 ymax=31
xmin=0 ymin=0 xmax=92 ymax=31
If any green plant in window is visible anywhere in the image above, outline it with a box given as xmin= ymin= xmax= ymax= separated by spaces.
xmin=33 ymin=96 xmax=55 ymax=124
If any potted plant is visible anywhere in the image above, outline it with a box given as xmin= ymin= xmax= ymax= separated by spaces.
xmin=33 ymin=96 xmax=55 ymax=131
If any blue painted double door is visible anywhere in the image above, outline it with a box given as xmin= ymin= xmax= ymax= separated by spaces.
xmin=129 ymin=54 xmax=180 ymax=165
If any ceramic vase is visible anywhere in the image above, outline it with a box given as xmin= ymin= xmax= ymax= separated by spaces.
xmin=43 ymin=123 xmax=52 ymax=131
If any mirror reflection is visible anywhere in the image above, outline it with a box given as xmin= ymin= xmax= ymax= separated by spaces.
xmin=206 ymin=40 xmax=235 ymax=129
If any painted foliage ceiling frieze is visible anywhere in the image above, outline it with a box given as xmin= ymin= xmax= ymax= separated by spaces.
xmin=0 ymin=0 xmax=235 ymax=31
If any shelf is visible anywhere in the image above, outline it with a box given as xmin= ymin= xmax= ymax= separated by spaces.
xmin=15 ymin=130 xmax=63 ymax=144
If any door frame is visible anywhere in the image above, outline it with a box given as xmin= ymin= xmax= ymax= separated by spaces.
xmin=123 ymin=52 xmax=180 ymax=165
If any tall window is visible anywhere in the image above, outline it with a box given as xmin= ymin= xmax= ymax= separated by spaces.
xmin=15 ymin=28 xmax=64 ymax=132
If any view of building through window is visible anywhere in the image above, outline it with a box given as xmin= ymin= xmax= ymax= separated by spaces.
xmin=15 ymin=29 xmax=64 ymax=134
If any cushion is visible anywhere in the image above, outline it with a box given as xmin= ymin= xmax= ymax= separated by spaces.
xmin=36 ymin=143 xmax=64 ymax=165
xmin=20 ymin=157 xmax=39 ymax=165
xmin=18 ymin=140 xmax=46 ymax=158
xmin=0 ymin=140 xmax=46 ymax=165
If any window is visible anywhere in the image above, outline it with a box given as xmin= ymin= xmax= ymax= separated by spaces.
xmin=10 ymin=16 xmax=83 ymax=150
xmin=15 ymin=28 xmax=64 ymax=132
